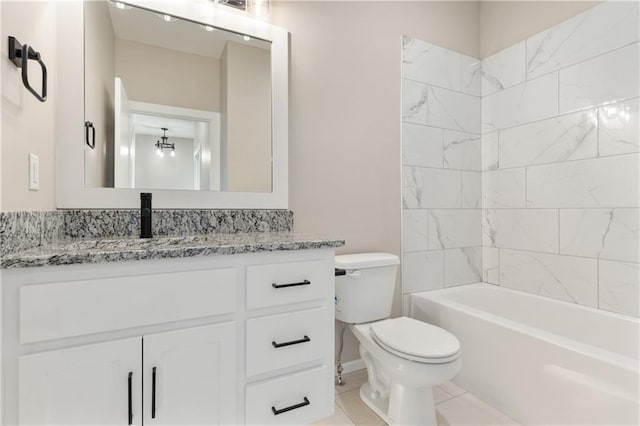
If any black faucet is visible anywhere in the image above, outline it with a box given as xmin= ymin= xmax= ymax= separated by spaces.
xmin=140 ymin=193 xmax=152 ymax=238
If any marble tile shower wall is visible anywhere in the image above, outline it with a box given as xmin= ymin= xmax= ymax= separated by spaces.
xmin=401 ymin=36 xmax=483 ymax=294
xmin=481 ymin=1 xmax=639 ymax=317
xmin=402 ymin=1 xmax=640 ymax=318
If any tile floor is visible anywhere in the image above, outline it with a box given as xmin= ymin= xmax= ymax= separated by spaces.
xmin=313 ymin=370 xmax=519 ymax=426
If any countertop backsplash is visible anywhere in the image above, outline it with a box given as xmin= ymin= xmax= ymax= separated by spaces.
xmin=0 ymin=209 xmax=294 ymax=257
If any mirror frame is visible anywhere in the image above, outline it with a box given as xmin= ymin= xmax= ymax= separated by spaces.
xmin=56 ymin=0 xmax=289 ymax=209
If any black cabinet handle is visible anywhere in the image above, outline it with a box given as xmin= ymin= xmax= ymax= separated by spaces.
xmin=85 ymin=121 xmax=96 ymax=149
xmin=128 ymin=372 xmax=133 ymax=425
xmin=272 ymin=335 xmax=311 ymax=348
xmin=272 ymin=280 xmax=311 ymax=289
xmin=8 ymin=36 xmax=47 ymax=102
xmin=272 ymin=397 xmax=310 ymax=416
xmin=152 ymin=367 xmax=157 ymax=419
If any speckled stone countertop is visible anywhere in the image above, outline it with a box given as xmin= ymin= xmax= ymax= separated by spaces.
xmin=1 ymin=232 xmax=345 ymax=269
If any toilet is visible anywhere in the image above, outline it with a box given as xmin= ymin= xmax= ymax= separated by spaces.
xmin=335 ymin=253 xmax=461 ymax=426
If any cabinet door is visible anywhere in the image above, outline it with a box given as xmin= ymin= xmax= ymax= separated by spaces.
xmin=19 ymin=338 xmax=142 ymax=425
xmin=143 ymin=322 xmax=237 ymax=425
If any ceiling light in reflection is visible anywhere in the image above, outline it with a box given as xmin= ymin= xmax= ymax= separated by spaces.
xmin=201 ymin=25 xmax=216 ymax=32
xmin=243 ymin=35 xmax=251 ymax=41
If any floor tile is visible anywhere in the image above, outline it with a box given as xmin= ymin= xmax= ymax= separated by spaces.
xmin=436 ymin=393 xmax=519 ymax=426
xmin=433 ymin=386 xmax=454 ymax=404
xmin=437 ymin=380 xmax=466 ymax=397
xmin=336 ymin=369 xmax=368 ymax=395
xmin=336 ymin=389 xmax=386 ymax=426
xmin=311 ymin=403 xmax=355 ymax=426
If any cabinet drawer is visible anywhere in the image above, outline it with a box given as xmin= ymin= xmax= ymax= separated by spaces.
xmin=20 ymin=268 xmax=236 ymax=343
xmin=246 ymin=307 xmax=330 ymax=376
xmin=246 ymin=260 xmax=331 ymax=309
xmin=245 ymin=366 xmax=332 ymax=425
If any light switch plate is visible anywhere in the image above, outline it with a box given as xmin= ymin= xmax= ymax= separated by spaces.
xmin=28 ymin=153 xmax=39 ymax=191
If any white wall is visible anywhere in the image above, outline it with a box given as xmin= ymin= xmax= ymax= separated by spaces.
xmin=115 ymin=38 xmax=220 ymax=112
xmin=134 ymin=135 xmax=195 ymax=190
xmin=1 ymin=1 xmax=58 ymax=210
xmin=84 ymin=0 xmax=115 ymax=188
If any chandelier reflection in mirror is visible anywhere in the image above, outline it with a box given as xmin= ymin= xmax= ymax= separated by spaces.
xmin=155 ymin=128 xmax=176 ymax=157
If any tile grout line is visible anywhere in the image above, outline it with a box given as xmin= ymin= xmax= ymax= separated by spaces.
xmin=409 ymin=150 xmax=639 ymax=174
xmin=479 ymin=96 xmax=638 ymax=136
xmin=488 ymin=40 xmax=639 ymax=97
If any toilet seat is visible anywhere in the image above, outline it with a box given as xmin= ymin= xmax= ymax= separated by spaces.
xmin=370 ymin=317 xmax=460 ymax=364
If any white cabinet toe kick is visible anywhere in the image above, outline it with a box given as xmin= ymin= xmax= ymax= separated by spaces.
xmin=0 ymin=248 xmax=336 ymax=425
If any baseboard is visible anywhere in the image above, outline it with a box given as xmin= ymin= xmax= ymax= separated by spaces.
xmin=341 ymin=358 xmax=365 ymax=374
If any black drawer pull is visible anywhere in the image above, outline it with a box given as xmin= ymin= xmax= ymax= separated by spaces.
xmin=127 ymin=372 xmax=133 ymax=425
xmin=272 ymin=280 xmax=310 ymax=289
xmin=272 ymin=335 xmax=311 ymax=348
xmin=272 ymin=397 xmax=310 ymax=415
xmin=151 ymin=367 xmax=157 ymax=419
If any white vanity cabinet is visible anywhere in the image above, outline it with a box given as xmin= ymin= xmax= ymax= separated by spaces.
xmin=1 ymin=248 xmax=336 ymax=425
xmin=19 ymin=337 xmax=143 ymax=426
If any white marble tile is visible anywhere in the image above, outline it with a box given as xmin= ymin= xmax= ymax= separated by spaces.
xmin=436 ymin=393 xmax=518 ymax=426
xmin=403 ymin=166 xmax=461 ymax=208
xmin=499 ymin=109 xmax=598 ymax=168
xmin=403 ymin=209 xmax=429 ymax=253
xmin=481 ymin=41 xmax=526 ymax=96
xmin=402 ymin=78 xmax=428 ymax=125
xmin=482 ymin=168 xmax=526 ymax=208
xmin=559 ymin=209 xmax=639 ymax=263
xmin=443 ymin=130 xmax=481 ymax=171
xmin=461 ymin=54 xmax=481 ymax=96
xmin=599 ymin=98 xmax=640 ymax=156
xmin=559 ymin=42 xmax=639 ymax=114
xmin=483 ymin=246 xmax=499 ymax=284
xmin=483 ymin=209 xmax=559 ymax=253
xmin=445 ymin=247 xmax=482 ymax=287
xmin=481 ymin=132 xmax=499 ymax=171
xmin=462 ymin=171 xmax=482 ymax=208
xmin=428 ymin=209 xmax=482 ymax=249
xmin=526 ymin=1 xmax=640 ymax=79
xmin=482 ymin=73 xmax=558 ymax=133
xmin=403 ymin=251 xmax=444 ymax=294
xmin=599 ymin=260 xmax=639 ymax=317
xmin=526 ymin=154 xmax=640 ymax=208
xmin=426 ymin=85 xmax=481 ymax=134
xmin=402 ymin=36 xmax=461 ymax=91
xmin=499 ymin=249 xmax=598 ymax=307
xmin=402 ymin=123 xmax=443 ymax=168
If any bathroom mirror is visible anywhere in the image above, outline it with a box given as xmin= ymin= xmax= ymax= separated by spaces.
xmin=84 ymin=1 xmax=272 ymax=192
xmin=56 ymin=0 xmax=289 ymax=208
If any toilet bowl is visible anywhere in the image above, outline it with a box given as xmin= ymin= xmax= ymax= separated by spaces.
xmin=351 ymin=317 xmax=461 ymax=425
xmin=335 ymin=253 xmax=461 ymax=425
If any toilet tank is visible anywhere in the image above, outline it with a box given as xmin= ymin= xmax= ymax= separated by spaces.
xmin=334 ymin=253 xmax=399 ymax=324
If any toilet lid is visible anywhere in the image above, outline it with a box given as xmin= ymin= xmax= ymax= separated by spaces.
xmin=370 ymin=317 xmax=460 ymax=362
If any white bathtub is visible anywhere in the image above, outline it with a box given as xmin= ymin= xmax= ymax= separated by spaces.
xmin=410 ymin=283 xmax=639 ymax=425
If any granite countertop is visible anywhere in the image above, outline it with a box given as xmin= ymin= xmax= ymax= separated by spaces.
xmin=1 ymin=232 xmax=345 ymax=269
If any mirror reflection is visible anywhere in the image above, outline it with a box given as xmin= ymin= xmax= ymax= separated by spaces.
xmin=84 ymin=1 xmax=273 ymax=192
